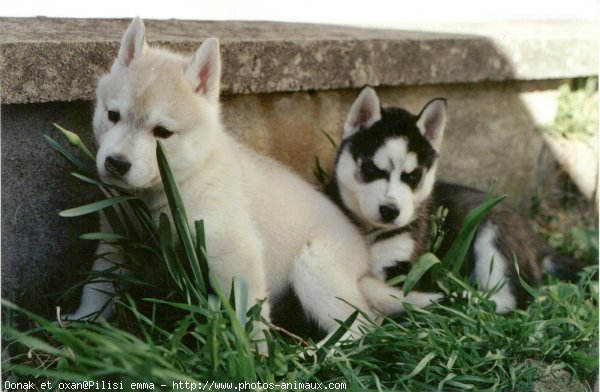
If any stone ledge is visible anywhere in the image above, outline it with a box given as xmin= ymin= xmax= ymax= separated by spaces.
xmin=0 ymin=18 xmax=597 ymax=104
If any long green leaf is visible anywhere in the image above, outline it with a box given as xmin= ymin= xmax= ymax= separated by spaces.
xmin=159 ymin=213 xmax=185 ymax=296
xmin=195 ymin=219 xmax=211 ymax=292
xmin=156 ymin=141 xmax=207 ymax=295
xmin=402 ymin=352 xmax=437 ymax=380
xmin=208 ymin=271 xmax=255 ymax=378
xmin=317 ymin=311 xmax=359 ymax=355
xmin=442 ymin=194 xmax=507 ymax=274
xmin=403 ymin=253 xmax=441 ymax=295
xmin=319 ymin=127 xmax=338 ymax=149
xmin=44 ymin=134 xmax=91 ymax=174
xmin=233 ymin=276 xmax=249 ymax=327
xmin=79 ymin=232 xmax=128 ymax=241
xmin=3 ymin=325 xmax=68 ymax=358
xmin=59 ymin=196 xmax=136 ymax=217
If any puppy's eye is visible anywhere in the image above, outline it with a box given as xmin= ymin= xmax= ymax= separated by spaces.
xmin=108 ymin=110 xmax=120 ymax=123
xmin=401 ymin=168 xmax=423 ymax=189
xmin=153 ymin=126 xmax=174 ymax=139
xmin=360 ymin=160 xmax=386 ymax=182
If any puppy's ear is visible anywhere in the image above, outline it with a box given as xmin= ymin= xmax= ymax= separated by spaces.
xmin=186 ymin=37 xmax=221 ymax=102
xmin=417 ymin=98 xmax=446 ymax=151
xmin=343 ymin=87 xmax=381 ymax=139
xmin=114 ymin=16 xmax=147 ymax=70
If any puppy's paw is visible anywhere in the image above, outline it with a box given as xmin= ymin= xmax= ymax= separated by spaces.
xmin=55 ymin=306 xmax=102 ymax=327
xmin=405 ymin=291 xmax=443 ymax=309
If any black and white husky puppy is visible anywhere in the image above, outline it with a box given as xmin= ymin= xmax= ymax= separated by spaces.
xmin=328 ymin=87 xmax=582 ymax=313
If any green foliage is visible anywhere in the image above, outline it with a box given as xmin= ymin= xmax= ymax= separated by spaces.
xmin=2 ymin=127 xmax=597 ymax=390
xmin=427 ymin=206 xmax=449 ymax=254
xmin=541 ymin=77 xmax=598 ymax=142
xmin=548 ymin=226 xmax=599 ymax=264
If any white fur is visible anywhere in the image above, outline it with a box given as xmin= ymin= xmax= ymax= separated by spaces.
xmin=472 ymin=223 xmax=516 ymax=313
xmin=369 ymin=232 xmax=416 ymax=280
xmin=67 ymin=19 xmax=439 ymax=349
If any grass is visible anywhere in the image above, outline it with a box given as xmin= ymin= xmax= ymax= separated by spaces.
xmin=1 ymin=127 xmax=598 ymax=391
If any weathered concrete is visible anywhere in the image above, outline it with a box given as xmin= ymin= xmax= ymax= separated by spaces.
xmin=0 ymin=18 xmax=597 ymax=103
xmin=1 ymin=102 xmax=100 ymax=313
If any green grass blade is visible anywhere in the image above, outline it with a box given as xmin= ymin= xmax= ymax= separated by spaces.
xmin=208 ymin=271 xmax=256 ymax=379
xmin=156 ymin=141 xmax=207 ymax=296
xmin=79 ymin=232 xmax=128 ymax=241
xmin=70 ymin=172 xmax=104 ymax=186
xmin=442 ymin=194 xmax=507 ymax=274
xmin=403 ymin=252 xmax=441 ymax=295
xmin=233 ymin=277 xmax=249 ymax=327
xmin=194 ymin=220 xmax=211 ymax=293
xmin=400 ymin=352 xmax=437 ymax=381
xmin=3 ymin=325 xmax=68 ymax=358
xmin=319 ymin=127 xmax=338 ymax=149
xmin=317 ymin=311 xmax=359 ymax=354
xmin=313 ymin=156 xmax=331 ymax=186
xmin=59 ymin=196 xmax=136 ymax=217
xmin=44 ymin=134 xmax=91 ymax=174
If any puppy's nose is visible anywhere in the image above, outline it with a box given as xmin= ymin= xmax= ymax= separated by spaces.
xmin=379 ymin=204 xmax=400 ymax=223
xmin=105 ymin=155 xmax=131 ymax=177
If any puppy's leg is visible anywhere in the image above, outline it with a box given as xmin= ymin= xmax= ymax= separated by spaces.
xmin=359 ymin=275 xmax=441 ymax=315
xmin=472 ymin=223 xmax=516 ymax=313
xmin=290 ymin=241 xmax=373 ymax=344
xmin=206 ymin=228 xmax=270 ymax=353
xmin=62 ymin=213 xmax=124 ymax=322
xmin=63 ymin=245 xmax=123 ymax=321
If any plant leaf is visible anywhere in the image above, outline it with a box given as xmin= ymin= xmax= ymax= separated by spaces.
xmin=59 ymin=196 xmax=136 ymax=217
xmin=79 ymin=232 xmax=128 ymax=241
xmin=403 ymin=252 xmax=441 ymax=295
xmin=442 ymin=194 xmax=506 ymax=274
xmin=44 ymin=135 xmax=91 ymax=174
xmin=54 ymin=123 xmax=96 ymax=160
xmin=156 ymin=141 xmax=207 ymax=296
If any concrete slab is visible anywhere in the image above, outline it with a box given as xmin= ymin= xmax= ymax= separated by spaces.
xmin=0 ymin=18 xmax=597 ymax=103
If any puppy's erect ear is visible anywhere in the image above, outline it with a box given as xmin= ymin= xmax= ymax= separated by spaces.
xmin=114 ymin=16 xmax=147 ymax=69
xmin=186 ymin=37 xmax=221 ymax=102
xmin=343 ymin=87 xmax=382 ymax=139
xmin=417 ymin=98 xmax=447 ymax=151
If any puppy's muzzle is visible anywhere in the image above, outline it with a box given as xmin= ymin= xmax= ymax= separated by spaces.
xmin=105 ymin=155 xmax=131 ymax=178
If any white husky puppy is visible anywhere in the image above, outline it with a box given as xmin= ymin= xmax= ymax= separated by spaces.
xmin=64 ymin=18 xmax=438 ymax=346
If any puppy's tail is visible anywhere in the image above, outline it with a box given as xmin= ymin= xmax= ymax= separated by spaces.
xmin=542 ymin=251 xmax=596 ymax=282
xmin=358 ymin=274 xmax=441 ymax=315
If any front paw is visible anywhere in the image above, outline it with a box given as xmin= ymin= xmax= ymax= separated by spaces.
xmin=55 ymin=306 xmax=106 ymax=326
xmin=405 ymin=291 xmax=444 ymax=309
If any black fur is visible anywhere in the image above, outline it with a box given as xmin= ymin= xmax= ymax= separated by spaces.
xmin=343 ymin=107 xmax=438 ymax=170
xmin=270 ymin=287 xmax=326 ymax=342
xmin=373 ymin=226 xmax=414 ymax=244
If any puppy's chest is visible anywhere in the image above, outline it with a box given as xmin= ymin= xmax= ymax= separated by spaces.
xmin=366 ymin=224 xmax=428 ymax=280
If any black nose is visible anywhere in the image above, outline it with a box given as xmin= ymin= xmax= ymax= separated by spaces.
xmin=105 ymin=155 xmax=131 ymax=177
xmin=379 ymin=205 xmax=400 ymax=223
